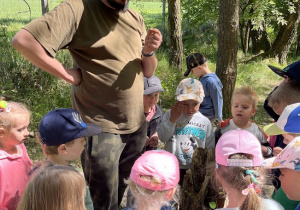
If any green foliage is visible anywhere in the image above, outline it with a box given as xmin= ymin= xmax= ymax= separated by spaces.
xmin=1 ymin=0 xmax=299 ymax=165
xmin=154 ymin=50 xmax=183 ymax=110
xmin=0 ymin=37 xmax=72 ymax=130
xmin=181 ymin=0 xmax=218 ymax=56
xmin=209 ymin=202 xmax=217 ymax=209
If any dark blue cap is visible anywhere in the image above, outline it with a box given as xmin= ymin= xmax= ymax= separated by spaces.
xmin=184 ymin=53 xmax=207 ymax=77
xmin=39 ymin=108 xmax=102 ymax=146
xmin=268 ymin=60 xmax=300 ymax=84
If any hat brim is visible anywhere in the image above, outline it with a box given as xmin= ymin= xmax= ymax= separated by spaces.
xmin=268 ymin=65 xmax=286 ymax=78
xmin=263 ymin=123 xmax=285 ymax=135
xmin=144 ymin=87 xmax=164 ymax=95
xmin=262 ymin=157 xmax=278 ymax=169
xmin=83 ymin=123 xmax=102 ymax=137
xmin=176 ymin=93 xmax=203 ymax=103
xmin=184 ymin=68 xmax=191 ymax=77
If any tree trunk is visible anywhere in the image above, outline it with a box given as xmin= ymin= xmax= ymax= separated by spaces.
xmin=41 ymin=0 xmax=49 ymax=15
xmin=239 ymin=21 xmax=250 ymax=55
xmin=250 ymin=20 xmax=271 ymax=54
xmin=168 ymin=0 xmax=183 ymax=69
xmin=239 ymin=0 xmax=251 ymax=55
xmin=296 ymin=33 xmax=300 ymax=56
xmin=162 ymin=0 xmax=166 ymax=38
xmin=216 ymin=0 xmax=239 ymax=119
xmin=267 ymin=1 xmax=300 ymax=64
xmin=180 ymin=148 xmax=222 ymax=210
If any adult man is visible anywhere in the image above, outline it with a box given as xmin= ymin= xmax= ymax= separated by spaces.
xmin=12 ymin=0 xmax=162 ymax=209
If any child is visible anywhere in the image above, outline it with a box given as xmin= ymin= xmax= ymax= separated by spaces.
xmin=35 ymin=108 xmax=102 ymax=210
xmin=265 ymin=61 xmax=300 ymax=154
xmin=184 ymin=53 xmax=223 ymax=123
xmin=263 ymin=103 xmax=300 ymax=209
xmin=267 ymin=60 xmax=300 ymax=85
xmin=215 ymin=86 xmax=272 ymax=158
xmin=0 ymin=100 xmax=32 ymax=210
xmin=264 ymin=73 xmax=300 ymax=193
xmin=263 ymin=137 xmax=300 ymax=209
xmin=268 ymin=81 xmax=300 ymax=116
xmin=264 ymin=103 xmax=300 ymax=153
xmin=123 ymin=150 xmax=179 ymax=210
xmin=17 ymin=163 xmax=86 ymax=210
xmin=157 ymin=78 xmax=214 ymax=185
xmin=143 ymin=75 xmax=165 ymax=151
xmin=215 ymin=129 xmax=283 ymax=210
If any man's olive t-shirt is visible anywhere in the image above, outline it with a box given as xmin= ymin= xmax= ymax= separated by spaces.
xmin=24 ymin=0 xmax=147 ymax=134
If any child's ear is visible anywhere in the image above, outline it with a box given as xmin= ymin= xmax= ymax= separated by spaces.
xmin=57 ymin=144 xmax=67 ymax=154
xmin=251 ymin=108 xmax=257 ymax=116
xmin=165 ymin=186 xmax=177 ymax=201
xmin=0 ymin=127 xmax=6 ymax=138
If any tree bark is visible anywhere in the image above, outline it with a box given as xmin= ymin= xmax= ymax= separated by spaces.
xmin=180 ymin=148 xmax=222 ymax=210
xmin=216 ymin=0 xmax=239 ymax=119
xmin=162 ymin=0 xmax=166 ymax=38
xmin=41 ymin=0 xmax=49 ymax=15
xmin=168 ymin=0 xmax=183 ymax=69
xmin=267 ymin=1 xmax=300 ymax=64
xmin=250 ymin=20 xmax=271 ymax=54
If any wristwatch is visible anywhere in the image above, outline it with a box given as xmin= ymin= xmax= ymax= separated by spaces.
xmin=142 ymin=49 xmax=154 ymax=57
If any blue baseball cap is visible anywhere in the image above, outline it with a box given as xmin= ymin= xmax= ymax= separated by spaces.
xmin=268 ymin=60 xmax=300 ymax=84
xmin=264 ymin=103 xmax=300 ymax=135
xmin=39 ymin=108 xmax=102 ymax=146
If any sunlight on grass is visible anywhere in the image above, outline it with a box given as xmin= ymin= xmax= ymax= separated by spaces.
xmin=1 ymin=0 xmax=296 ymax=162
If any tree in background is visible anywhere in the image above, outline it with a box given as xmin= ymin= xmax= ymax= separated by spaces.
xmin=168 ymin=0 xmax=183 ymax=69
xmin=41 ymin=0 xmax=49 ymax=15
xmin=267 ymin=0 xmax=300 ymax=64
xmin=181 ymin=0 xmax=300 ymax=64
xmin=216 ymin=0 xmax=239 ymax=118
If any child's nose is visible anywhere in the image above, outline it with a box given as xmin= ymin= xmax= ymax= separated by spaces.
xmin=24 ymin=129 xmax=29 ymax=136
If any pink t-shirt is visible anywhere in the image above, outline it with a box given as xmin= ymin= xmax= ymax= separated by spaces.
xmin=0 ymin=144 xmax=32 ymax=210
xmin=145 ymin=105 xmax=156 ymax=122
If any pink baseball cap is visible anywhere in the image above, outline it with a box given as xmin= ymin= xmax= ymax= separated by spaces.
xmin=216 ymin=130 xmax=263 ymax=167
xmin=130 ymin=150 xmax=180 ymax=191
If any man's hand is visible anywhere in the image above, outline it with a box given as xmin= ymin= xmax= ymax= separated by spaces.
xmin=65 ymin=67 xmax=82 ymax=85
xmin=143 ymin=28 xmax=162 ymax=54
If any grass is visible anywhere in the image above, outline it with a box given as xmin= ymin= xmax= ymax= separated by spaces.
xmin=0 ymin=0 xmax=297 ymax=163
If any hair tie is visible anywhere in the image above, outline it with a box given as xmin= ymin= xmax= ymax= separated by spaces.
xmin=0 ymin=101 xmax=11 ymax=112
xmin=245 ymin=170 xmax=259 ymax=184
xmin=242 ymin=170 xmax=261 ymax=195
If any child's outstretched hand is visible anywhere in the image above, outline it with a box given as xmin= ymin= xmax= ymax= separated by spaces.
xmin=169 ymin=101 xmax=184 ymax=124
xmin=273 ymin=147 xmax=283 ymax=156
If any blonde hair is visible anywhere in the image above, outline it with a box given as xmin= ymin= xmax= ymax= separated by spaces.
xmin=125 ymin=176 xmax=179 ymax=210
xmin=36 ymin=132 xmax=75 ymax=155
xmin=232 ymin=87 xmax=258 ymax=109
xmin=0 ymin=101 xmax=30 ymax=130
xmin=17 ymin=163 xmax=86 ymax=210
xmin=216 ymin=154 xmax=266 ymax=210
xmin=268 ymin=81 xmax=300 ymax=110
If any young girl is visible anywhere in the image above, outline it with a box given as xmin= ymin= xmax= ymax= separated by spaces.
xmin=0 ymin=100 xmax=32 ymax=210
xmin=17 ymin=163 xmax=86 ymax=210
xmin=124 ymin=150 xmax=180 ymax=210
xmin=215 ymin=129 xmax=283 ymax=210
